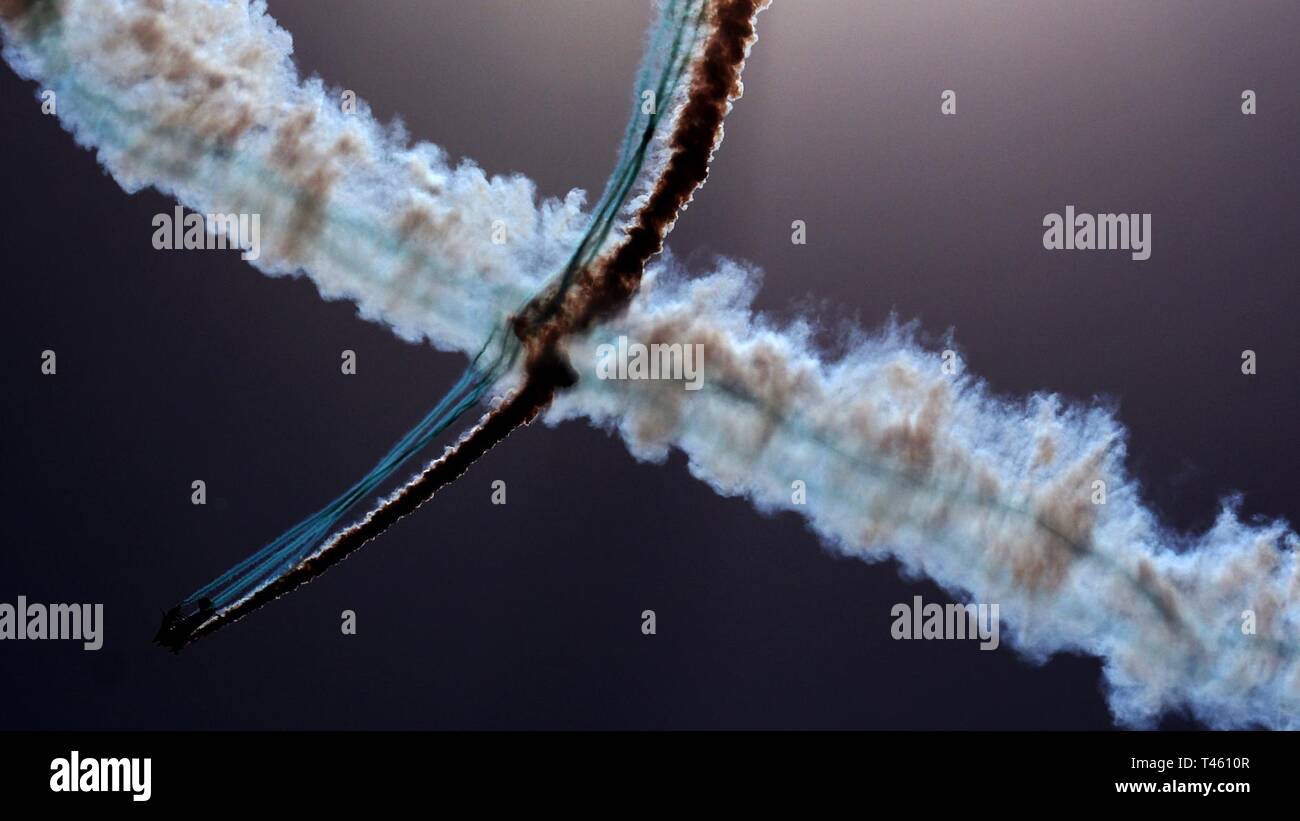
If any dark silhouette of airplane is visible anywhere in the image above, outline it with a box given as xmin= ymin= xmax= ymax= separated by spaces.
xmin=154 ymin=597 xmax=215 ymax=652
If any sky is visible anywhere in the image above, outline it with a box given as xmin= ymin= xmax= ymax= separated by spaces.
xmin=0 ymin=0 xmax=1297 ymax=729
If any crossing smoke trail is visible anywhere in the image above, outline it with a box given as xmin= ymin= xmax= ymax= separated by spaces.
xmin=5 ymin=1 xmax=1298 ymax=728
xmin=167 ymin=0 xmax=770 ymax=647
xmin=0 ymin=0 xmax=715 ymax=641
xmin=147 ymin=0 xmax=715 ymax=643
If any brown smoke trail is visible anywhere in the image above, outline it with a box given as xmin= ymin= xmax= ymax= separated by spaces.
xmin=518 ymin=0 xmax=767 ymax=350
xmin=172 ymin=0 xmax=768 ymax=648
xmin=0 ymin=0 xmax=56 ymax=29
xmin=0 ymin=0 xmax=34 ymax=20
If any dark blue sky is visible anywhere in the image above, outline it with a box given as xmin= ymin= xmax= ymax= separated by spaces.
xmin=1 ymin=0 xmax=1296 ymax=729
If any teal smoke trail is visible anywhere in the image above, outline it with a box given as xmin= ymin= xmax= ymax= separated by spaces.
xmin=172 ymin=0 xmax=710 ymax=620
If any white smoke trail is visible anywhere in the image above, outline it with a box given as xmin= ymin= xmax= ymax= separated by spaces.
xmin=0 ymin=0 xmax=697 ymax=355
xmin=551 ymin=259 xmax=1300 ymax=729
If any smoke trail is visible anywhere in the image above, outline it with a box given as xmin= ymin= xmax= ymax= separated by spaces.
xmin=174 ymin=0 xmax=771 ymax=646
xmin=149 ymin=0 xmax=713 ymax=642
xmin=0 ymin=0 xmax=657 ymax=354
xmin=0 ymin=0 xmax=714 ymax=645
xmin=545 ymin=259 xmax=1300 ymax=729
xmin=7 ymin=1 xmax=1295 ymax=729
